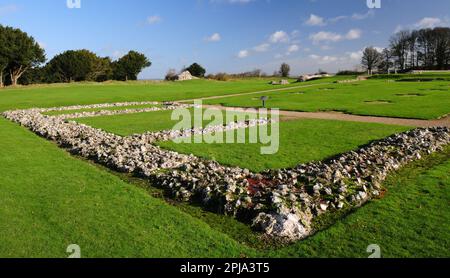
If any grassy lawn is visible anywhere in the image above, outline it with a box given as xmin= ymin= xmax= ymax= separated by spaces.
xmin=74 ymin=108 xmax=267 ymax=136
xmin=263 ymin=148 xmax=450 ymax=258
xmin=0 ymin=78 xmax=323 ymax=112
xmin=0 ymin=116 xmax=448 ymax=257
xmin=204 ymin=80 xmax=450 ymax=120
xmin=0 ymin=117 xmax=250 ymax=258
xmin=0 ymin=77 xmax=449 ymax=258
xmin=158 ymin=119 xmax=410 ymax=172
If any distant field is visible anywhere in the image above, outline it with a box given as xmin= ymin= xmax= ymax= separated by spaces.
xmin=204 ymin=80 xmax=450 ymax=119
xmin=0 ymin=77 xmax=343 ymax=112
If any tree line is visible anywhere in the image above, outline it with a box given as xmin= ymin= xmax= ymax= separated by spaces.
xmin=0 ymin=25 xmax=151 ymax=87
xmin=362 ymin=27 xmax=450 ymax=74
xmin=165 ymin=62 xmax=292 ymax=82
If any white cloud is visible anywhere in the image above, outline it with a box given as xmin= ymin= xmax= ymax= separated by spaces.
xmin=321 ymin=56 xmax=338 ymax=63
xmin=347 ymin=46 xmax=383 ymax=62
xmin=237 ymin=50 xmax=249 ymax=58
xmin=395 ymin=17 xmax=449 ymax=33
xmin=348 ymin=51 xmax=363 ymax=61
xmin=287 ymin=44 xmax=300 ymax=53
xmin=345 ymin=29 xmax=362 ymax=40
xmin=269 ymin=31 xmax=289 ymax=43
xmin=307 ymin=10 xmax=375 ymax=26
xmin=305 ymin=14 xmax=326 ymax=26
xmin=374 ymin=46 xmax=384 ymax=53
xmin=351 ymin=10 xmax=375 ymax=20
xmin=310 ymin=29 xmax=361 ymax=43
xmin=413 ymin=17 xmax=443 ymax=29
xmin=329 ymin=15 xmax=348 ymax=23
xmin=309 ymin=31 xmax=343 ymax=43
xmin=309 ymin=54 xmax=339 ymax=64
xmin=205 ymin=33 xmax=221 ymax=42
xmin=253 ymin=43 xmax=270 ymax=52
xmin=147 ymin=15 xmax=162 ymax=25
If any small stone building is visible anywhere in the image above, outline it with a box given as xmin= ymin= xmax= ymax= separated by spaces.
xmin=176 ymin=71 xmax=199 ymax=81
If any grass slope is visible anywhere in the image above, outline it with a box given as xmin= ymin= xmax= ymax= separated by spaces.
xmin=0 ymin=118 xmax=250 ymax=258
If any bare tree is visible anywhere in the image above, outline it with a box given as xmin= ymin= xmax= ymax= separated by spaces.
xmin=390 ymin=30 xmax=411 ymax=71
xmin=361 ymin=47 xmax=382 ymax=75
xmin=378 ymin=48 xmax=393 ymax=74
xmin=279 ymin=63 xmax=290 ymax=78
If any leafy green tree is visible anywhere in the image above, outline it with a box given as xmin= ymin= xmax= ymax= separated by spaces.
xmin=112 ymin=51 xmax=151 ymax=81
xmin=87 ymin=56 xmax=113 ymax=82
xmin=0 ymin=30 xmax=8 ymax=87
xmin=46 ymin=49 xmax=112 ymax=82
xmin=186 ymin=63 xmax=206 ymax=77
xmin=19 ymin=66 xmax=47 ymax=85
xmin=46 ymin=50 xmax=93 ymax=82
xmin=0 ymin=25 xmax=45 ymax=86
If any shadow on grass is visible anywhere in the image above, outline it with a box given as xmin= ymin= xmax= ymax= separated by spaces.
xmin=69 ymin=144 xmax=450 ymax=254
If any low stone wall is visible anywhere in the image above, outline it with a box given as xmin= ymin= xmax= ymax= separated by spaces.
xmin=133 ymin=118 xmax=273 ymax=144
xmin=3 ymin=102 xmax=449 ymax=242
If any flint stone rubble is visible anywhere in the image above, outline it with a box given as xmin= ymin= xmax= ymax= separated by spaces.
xmin=135 ymin=118 xmax=274 ymax=144
xmin=40 ymin=101 xmax=160 ymax=112
xmin=40 ymin=102 xmax=195 ymax=120
xmin=3 ymin=102 xmax=450 ymax=242
xmin=270 ymin=80 xmax=290 ymax=85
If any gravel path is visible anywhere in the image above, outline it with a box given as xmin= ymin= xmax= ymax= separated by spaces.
xmin=177 ymin=83 xmax=331 ymax=102
xmin=199 ymin=104 xmax=450 ymax=128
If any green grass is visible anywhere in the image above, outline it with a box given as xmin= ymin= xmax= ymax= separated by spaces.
xmin=204 ymin=80 xmax=450 ymax=119
xmin=0 ymin=116 xmax=448 ymax=257
xmin=0 ymin=117 xmax=251 ymax=258
xmin=369 ymin=72 xmax=450 ymax=81
xmin=74 ymin=108 xmax=266 ymax=136
xmin=0 ymin=78 xmax=323 ymax=112
xmin=3 ymin=77 xmax=447 ymax=119
xmin=158 ymin=119 xmax=410 ymax=172
xmin=263 ymin=148 xmax=450 ymax=258
xmin=0 ymin=76 xmax=449 ymax=258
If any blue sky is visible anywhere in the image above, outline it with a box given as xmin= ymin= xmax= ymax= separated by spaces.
xmin=0 ymin=0 xmax=449 ymax=79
